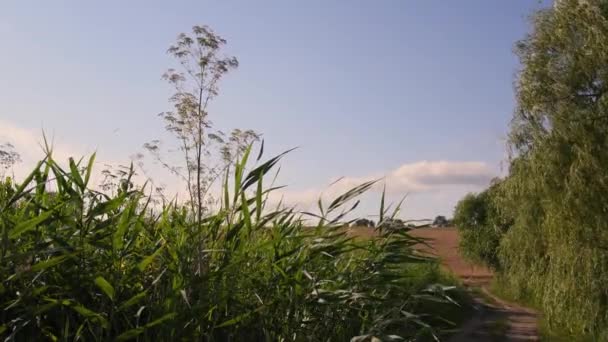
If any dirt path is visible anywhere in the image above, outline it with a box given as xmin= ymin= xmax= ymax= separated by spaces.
xmin=409 ymin=227 xmax=539 ymax=341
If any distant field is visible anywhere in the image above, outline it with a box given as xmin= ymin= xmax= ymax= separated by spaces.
xmin=346 ymin=226 xmax=493 ymax=285
xmin=408 ymin=227 xmax=493 ymax=286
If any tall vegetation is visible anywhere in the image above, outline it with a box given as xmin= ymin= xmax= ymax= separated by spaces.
xmin=456 ymin=0 xmax=608 ymax=338
xmin=0 ymin=23 xmax=469 ymax=341
xmin=0 ymin=147 xmax=461 ymax=341
xmin=453 ymin=180 xmax=511 ymax=270
xmin=142 ymin=25 xmax=258 ymax=221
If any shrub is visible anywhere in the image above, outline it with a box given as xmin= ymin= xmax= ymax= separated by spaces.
xmin=0 ymin=148 xmax=462 ymax=341
xmin=354 ymin=218 xmax=374 ymax=228
xmin=453 ymin=181 xmax=511 ymax=269
xmin=432 ymin=216 xmax=448 ymax=227
xmin=378 ymin=218 xmax=407 ymax=232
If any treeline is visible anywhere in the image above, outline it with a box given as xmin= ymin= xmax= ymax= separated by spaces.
xmin=455 ymin=0 xmax=608 ymax=339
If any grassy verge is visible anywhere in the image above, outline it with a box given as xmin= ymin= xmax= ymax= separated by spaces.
xmin=410 ymin=266 xmax=475 ymax=340
xmin=490 ymin=277 xmax=592 ymax=342
xmin=348 ymin=226 xmax=476 ymax=340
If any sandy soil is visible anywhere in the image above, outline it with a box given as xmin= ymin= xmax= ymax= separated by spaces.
xmin=409 ymin=227 xmax=539 ymax=341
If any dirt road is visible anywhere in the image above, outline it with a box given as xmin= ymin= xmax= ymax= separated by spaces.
xmin=409 ymin=227 xmax=539 ymax=341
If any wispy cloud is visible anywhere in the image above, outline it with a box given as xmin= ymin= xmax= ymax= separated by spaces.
xmin=387 ymin=160 xmax=494 ymax=190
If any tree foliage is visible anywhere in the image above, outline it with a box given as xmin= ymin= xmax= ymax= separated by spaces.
xmin=496 ymin=0 xmax=608 ymax=337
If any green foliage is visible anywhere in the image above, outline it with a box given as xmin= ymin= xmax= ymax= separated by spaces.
xmin=0 ymin=147 xmax=463 ymax=341
xmin=453 ymin=181 xmax=511 ymax=269
xmin=497 ymin=0 xmax=608 ymax=338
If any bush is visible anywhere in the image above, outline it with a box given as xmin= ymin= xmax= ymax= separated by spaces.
xmin=432 ymin=216 xmax=448 ymax=227
xmin=354 ymin=218 xmax=375 ymax=228
xmin=453 ymin=181 xmax=511 ymax=269
xmin=377 ymin=218 xmax=407 ymax=231
xmin=0 ymin=149 xmax=463 ymax=341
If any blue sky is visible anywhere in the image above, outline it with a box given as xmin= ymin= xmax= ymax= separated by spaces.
xmin=0 ymin=1 xmax=550 ymax=219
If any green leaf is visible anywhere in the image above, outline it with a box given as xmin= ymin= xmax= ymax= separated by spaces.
xmin=117 ymin=291 xmax=147 ymax=311
xmin=379 ymin=183 xmax=386 ymax=224
xmin=241 ymin=148 xmax=296 ymax=191
xmin=84 ymin=153 xmax=96 ymax=187
xmin=233 ymin=144 xmax=252 ymax=203
xmin=144 ymin=312 xmax=176 ymax=328
xmin=255 ymin=171 xmax=263 ymax=223
xmin=69 ymin=157 xmax=85 ymax=190
xmin=90 ymin=194 xmax=126 ymax=217
xmin=256 ymin=139 xmax=264 ymax=161
xmin=75 ymin=323 xmax=86 ymax=341
xmin=71 ymin=304 xmax=109 ymax=329
xmin=216 ymin=306 xmax=264 ymax=328
xmin=216 ymin=311 xmax=253 ymax=328
xmin=223 ymin=166 xmax=230 ymax=211
xmin=34 ymin=302 xmax=59 ymax=315
xmin=113 ymin=202 xmax=134 ymax=251
xmin=390 ymin=194 xmax=407 ymax=219
xmin=116 ymin=327 xmax=145 ymax=341
xmin=3 ymin=158 xmax=45 ymax=209
xmin=115 ymin=313 xmax=175 ymax=341
xmin=9 ymin=210 xmax=54 ymax=238
xmin=328 ymin=180 xmax=378 ymax=213
xmin=94 ymin=276 xmax=115 ymax=301
xmin=137 ymin=245 xmax=165 ymax=271
xmin=31 ymin=255 xmax=70 ymax=272
xmin=240 ymin=192 xmax=252 ymax=231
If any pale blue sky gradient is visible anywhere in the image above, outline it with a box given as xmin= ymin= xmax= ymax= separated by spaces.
xmin=0 ymin=1 xmax=550 ymax=218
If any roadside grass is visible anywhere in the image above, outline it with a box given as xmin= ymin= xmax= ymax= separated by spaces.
xmin=418 ymin=270 xmax=475 ymax=340
xmin=490 ymin=277 xmax=593 ymax=342
xmin=346 ymin=226 xmax=476 ymax=340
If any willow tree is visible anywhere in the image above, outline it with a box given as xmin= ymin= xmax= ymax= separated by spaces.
xmin=144 ymin=26 xmax=258 ymax=223
xmin=499 ymin=0 xmax=608 ymax=337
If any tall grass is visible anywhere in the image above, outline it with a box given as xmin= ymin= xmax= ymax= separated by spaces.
xmin=0 ymin=145 xmax=462 ymax=341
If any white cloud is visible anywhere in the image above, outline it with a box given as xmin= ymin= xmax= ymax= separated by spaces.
xmin=387 ymin=160 xmax=494 ymax=191
xmin=269 ymin=160 xmax=496 ymax=210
